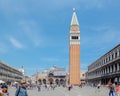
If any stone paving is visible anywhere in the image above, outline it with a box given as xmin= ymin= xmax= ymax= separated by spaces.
xmin=8 ymin=85 xmax=109 ymax=96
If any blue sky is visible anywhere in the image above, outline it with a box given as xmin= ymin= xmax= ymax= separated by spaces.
xmin=0 ymin=0 xmax=120 ymax=76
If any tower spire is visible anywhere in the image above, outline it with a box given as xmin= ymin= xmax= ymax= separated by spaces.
xmin=71 ymin=8 xmax=79 ymax=26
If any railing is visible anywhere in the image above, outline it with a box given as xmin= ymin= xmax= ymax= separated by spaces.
xmin=88 ymin=56 xmax=120 ymax=73
xmin=87 ymin=70 xmax=120 ymax=79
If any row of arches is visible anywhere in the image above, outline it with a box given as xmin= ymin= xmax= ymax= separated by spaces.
xmin=38 ymin=78 xmax=66 ymax=85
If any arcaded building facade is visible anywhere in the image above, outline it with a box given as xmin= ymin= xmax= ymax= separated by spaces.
xmin=0 ymin=61 xmax=23 ymax=83
xmin=35 ymin=66 xmax=67 ymax=85
xmin=69 ymin=9 xmax=80 ymax=85
xmin=86 ymin=44 xmax=120 ymax=85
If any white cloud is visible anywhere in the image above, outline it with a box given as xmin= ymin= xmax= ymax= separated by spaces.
xmin=8 ymin=36 xmax=24 ymax=49
xmin=18 ymin=20 xmax=43 ymax=47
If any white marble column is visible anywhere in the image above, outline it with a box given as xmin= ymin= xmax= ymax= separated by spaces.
xmin=117 ymin=49 xmax=119 ymax=57
xmin=115 ymin=77 xmax=118 ymax=82
xmin=105 ymin=57 xmax=106 ymax=64
xmin=113 ymin=52 xmax=115 ymax=59
xmin=107 ymin=67 xmax=109 ymax=73
xmin=117 ymin=63 xmax=119 ymax=71
xmin=110 ymin=66 xmax=112 ymax=72
xmin=105 ymin=68 xmax=106 ymax=74
xmin=103 ymin=60 xmax=104 ymax=65
xmin=110 ymin=54 xmax=112 ymax=61
xmin=103 ymin=69 xmax=105 ymax=74
xmin=102 ymin=70 xmax=104 ymax=74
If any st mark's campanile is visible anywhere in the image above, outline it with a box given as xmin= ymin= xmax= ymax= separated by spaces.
xmin=69 ymin=8 xmax=80 ymax=85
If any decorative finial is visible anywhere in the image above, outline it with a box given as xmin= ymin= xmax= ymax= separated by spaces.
xmin=73 ymin=8 xmax=76 ymax=12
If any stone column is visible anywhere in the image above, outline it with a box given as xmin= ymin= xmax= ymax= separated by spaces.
xmin=110 ymin=66 xmax=112 ymax=73
xmin=105 ymin=68 xmax=106 ymax=74
xmin=117 ymin=49 xmax=119 ymax=57
xmin=110 ymin=54 xmax=112 ymax=61
xmin=107 ymin=67 xmax=109 ymax=73
xmin=103 ymin=60 xmax=104 ymax=65
xmin=102 ymin=70 xmax=104 ymax=75
xmin=115 ymin=77 xmax=118 ymax=82
xmin=113 ymin=52 xmax=115 ymax=59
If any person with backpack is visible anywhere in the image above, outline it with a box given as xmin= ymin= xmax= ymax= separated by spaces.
xmin=15 ymin=80 xmax=28 ymax=96
xmin=109 ymin=83 xmax=115 ymax=96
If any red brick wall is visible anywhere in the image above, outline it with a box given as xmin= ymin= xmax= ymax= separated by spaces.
xmin=70 ymin=44 xmax=80 ymax=85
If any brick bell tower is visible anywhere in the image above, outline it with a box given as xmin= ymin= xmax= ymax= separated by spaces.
xmin=69 ymin=8 xmax=80 ymax=85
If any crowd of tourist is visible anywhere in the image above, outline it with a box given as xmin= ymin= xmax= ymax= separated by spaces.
xmin=1 ymin=80 xmax=120 ymax=96
xmin=0 ymin=80 xmax=74 ymax=96
xmin=87 ymin=82 xmax=120 ymax=96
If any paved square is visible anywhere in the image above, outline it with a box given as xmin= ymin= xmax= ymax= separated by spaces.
xmin=8 ymin=86 xmax=109 ymax=96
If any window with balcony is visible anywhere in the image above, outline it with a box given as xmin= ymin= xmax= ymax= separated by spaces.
xmin=112 ymin=54 xmax=114 ymax=60
xmin=109 ymin=56 xmax=110 ymax=61
xmin=112 ymin=65 xmax=113 ymax=72
xmin=106 ymin=57 xmax=108 ymax=62
xmin=115 ymin=52 xmax=117 ymax=58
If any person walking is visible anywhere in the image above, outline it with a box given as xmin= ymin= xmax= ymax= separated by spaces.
xmin=109 ymin=83 xmax=115 ymax=96
xmin=97 ymin=83 xmax=101 ymax=89
xmin=51 ymin=84 xmax=55 ymax=90
xmin=37 ymin=84 xmax=41 ymax=92
xmin=15 ymin=80 xmax=28 ymax=96
xmin=68 ymin=84 xmax=71 ymax=91
xmin=115 ymin=85 xmax=120 ymax=96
